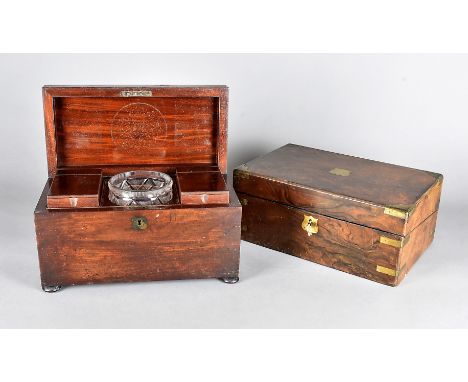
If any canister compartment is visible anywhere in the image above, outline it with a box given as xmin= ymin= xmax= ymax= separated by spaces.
xmin=176 ymin=170 xmax=229 ymax=205
xmin=47 ymin=166 xmax=229 ymax=208
xmin=47 ymin=168 xmax=102 ymax=208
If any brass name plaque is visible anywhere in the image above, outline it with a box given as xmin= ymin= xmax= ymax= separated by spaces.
xmin=329 ymin=168 xmax=351 ymax=176
xmin=120 ymin=90 xmax=153 ymax=97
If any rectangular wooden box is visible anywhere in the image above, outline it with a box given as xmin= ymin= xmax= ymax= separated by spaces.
xmin=233 ymin=144 xmax=443 ymax=286
xmin=34 ymin=86 xmax=241 ymax=292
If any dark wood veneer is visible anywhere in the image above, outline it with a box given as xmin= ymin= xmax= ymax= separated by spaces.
xmin=43 ymin=86 xmax=229 ymax=176
xmin=177 ymin=171 xmax=229 ymax=205
xmin=234 ymin=144 xmax=442 ymax=286
xmin=234 ymin=144 xmax=442 ymax=236
xmin=36 ymin=183 xmax=241 ymax=286
xmin=47 ymin=169 xmax=102 ymax=208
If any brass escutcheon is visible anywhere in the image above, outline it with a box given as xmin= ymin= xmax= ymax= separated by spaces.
xmin=132 ymin=216 xmax=148 ymax=230
xmin=301 ymin=214 xmax=318 ymax=236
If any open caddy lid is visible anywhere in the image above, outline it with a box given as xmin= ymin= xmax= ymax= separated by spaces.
xmin=234 ymin=144 xmax=443 ymax=236
xmin=43 ymin=86 xmax=229 ymax=177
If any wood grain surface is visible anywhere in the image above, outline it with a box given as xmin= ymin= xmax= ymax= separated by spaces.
xmin=35 ymin=86 xmax=240 ymax=289
xmin=238 ymin=192 xmax=401 ymax=285
xmin=47 ymin=172 xmax=102 ymax=208
xmin=177 ymin=171 xmax=229 ymax=205
xmin=238 ymin=192 xmax=438 ymax=286
xmin=36 ymin=181 xmax=241 ymax=287
xmin=396 ymin=211 xmax=438 ymax=285
xmin=234 ymin=143 xmax=443 ymax=236
xmin=42 ymin=86 xmax=229 ymax=176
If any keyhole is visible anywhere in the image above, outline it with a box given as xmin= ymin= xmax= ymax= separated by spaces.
xmin=308 ymin=219 xmax=313 ymax=226
xmin=132 ymin=216 xmax=147 ymax=230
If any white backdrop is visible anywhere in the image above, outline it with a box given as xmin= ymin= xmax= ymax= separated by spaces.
xmin=0 ymin=54 xmax=466 ymax=328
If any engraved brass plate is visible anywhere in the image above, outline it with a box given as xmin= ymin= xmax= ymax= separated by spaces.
xmin=302 ymin=214 xmax=318 ymax=236
xmin=329 ymin=168 xmax=351 ymax=176
xmin=379 ymin=236 xmax=403 ymax=249
xmin=376 ymin=265 xmax=397 ymax=277
xmin=132 ymin=216 xmax=148 ymax=230
xmin=383 ymin=207 xmax=407 ymax=220
xmin=120 ymin=90 xmax=152 ymax=97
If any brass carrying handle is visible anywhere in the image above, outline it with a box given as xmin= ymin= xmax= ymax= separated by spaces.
xmin=301 ymin=214 xmax=318 ymax=236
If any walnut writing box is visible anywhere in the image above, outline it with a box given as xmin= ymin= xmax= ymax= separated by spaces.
xmin=234 ymin=144 xmax=443 ymax=286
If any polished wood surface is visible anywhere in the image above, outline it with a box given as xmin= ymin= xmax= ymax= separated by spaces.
xmin=238 ymin=192 xmax=437 ymax=286
xmin=53 ymin=164 xmax=219 ymax=177
xmin=47 ymin=168 xmax=102 ymax=208
xmin=36 ymin=86 xmax=240 ymax=289
xmin=42 ymin=86 xmax=229 ymax=176
xmin=397 ymin=211 xmax=437 ymax=285
xmin=36 ymin=181 xmax=241 ymax=287
xmin=234 ymin=143 xmax=443 ymax=235
xmin=177 ymin=171 xmax=229 ymax=205
xmin=234 ymin=144 xmax=442 ymax=286
xmin=49 ymin=174 xmax=101 ymax=197
xmin=238 ymin=192 xmax=399 ymax=285
xmin=47 ymin=169 xmax=230 ymax=209
xmin=405 ymin=177 xmax=442 ymax=234
xmin=47 ymin=174 xmax=102 ymax=208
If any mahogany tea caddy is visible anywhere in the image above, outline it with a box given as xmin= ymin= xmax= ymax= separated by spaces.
xmin=34 ymin=86 xmax=241 ymax=292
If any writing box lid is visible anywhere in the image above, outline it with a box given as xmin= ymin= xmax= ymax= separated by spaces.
xmin=43 ymin=86 xmax=228 ymax=176
xmin=234 ymin=144 xmax=443 ymax=236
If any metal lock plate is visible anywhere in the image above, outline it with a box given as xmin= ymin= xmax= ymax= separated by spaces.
xmin=132 ymin=216 xmax=148 ymax=230
xmin=301 ymin=214 xmax=318 ymax=236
